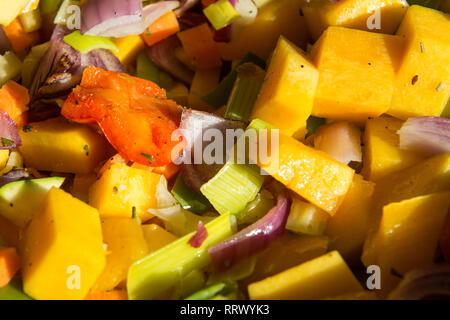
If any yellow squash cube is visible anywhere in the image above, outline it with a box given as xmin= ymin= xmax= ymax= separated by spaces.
xmin=248 ymin=250 xmax=362 ymax=300
xmin=388 ymin=5 xmax=450 ymax=119
xmin=325 ymin=174 xmax=375 ymax=265
xmin=258 ymin=134 xmax=354 ymax=215
xmin=302 ymin=0 xmax=409 ymax=40
xmin=70 ymin=173 xmax=97 ymax=203
xmin=91 ymin=218 xmax=149 ymax=292
xmin=361 ymin=115 xmax=429 ymax=182
xmin=19 ymin=117 xmax=110 ymax=174
xmin=89 ymin=163 xmax=162 ymax=221
xmin=141 ymin=224 xmax=178 ymax=254
xmin=188 ymin=68 xmax=221 ymax=111
xmin=243 ymin=234 xmax=329 ymax=286
xmin=251 ymin=37 xmax=319 ymax=136
xmin=22 ymin=188 xmax=105 ymax=300
xmin=362 ymin=153 xmax=450 ymax=267
xmin=373 ymin=192 xmax=450 ymax=295
xmin=219 ymin=0 xmax=309 ymax=61
xmin=310 ymin=26 xmax=403 ymax=122
xmin=0 ymin=150 xmax=9 ymax=172
xmin=0 ymin=0 xmax=29 ymax=26
xmin=112 ymin=35 xmax=144 ymax=66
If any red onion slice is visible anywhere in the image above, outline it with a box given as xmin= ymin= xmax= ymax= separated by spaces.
xmin=0 ymin=170 xmax=30 ymax=188
xmin=179 ymin=109 xmax=245 ymax=193
xmin=145 ymin=36 xmax=194 ymax=85
xmin=0 ymin=25 xmax=12 ymax=55
xmin=30 ymin=25 xmax=123 ymax=105
xmin=81 ymin=0 xmax=143 ymax=36
xmin=398 ymin=116 xmax=450 ymax=155
xmin=0 ymin=111 xmax=21 ymax=150
xmin=389 ymin=263 xmax=450 ymax=300
xmin=188 ymin=221 xmax=208 ymax=248
xmin=81 ymin=0 xmax=180 ymax=38
xmin=174 ymin=0 xmax=201 ymax=17
xmin=208 ymin=193 xmax=291 ymax=270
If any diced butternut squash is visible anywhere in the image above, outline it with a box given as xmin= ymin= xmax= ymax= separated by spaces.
xmin=141 ymin=11 xmax=180 ymax=47
xmin=85 ymin=289 xmax=127 ymax=300
xmin=0 ymin=216 xmax=20 ymax=248
xmin=22 ymin=188 xmax=106 ymax=300
xmin=70 ymin=173 xmax=97 ymax=203
xmin=0 ymin=80 xmax=29 ymax=128
xmin=302 ymin=0 xmax=409 ymax=40
xmin=3 ymin=18 xmax=40 ymax=53
xmin=19 ymin=117 xmax=110 ymax=174
xmin=310 ymin=26 xmax=403 ymax=122
xmin=177 ymin=23 xmax=222 ymax=69
xmin=243 ymin=234 xmax=329 ymax=286
xmin=0 ymin=150 xmax=8 ymax=172
xmin=372 ymin=192 xmax=450 ymax=295
xmin=0 ymin=0 xmax=29 ymax=27
xmin=388 ymin=5 xmax=450 ymax=119
xmin=89 ymin=163 xmax=162 ymax=221
xmin=90 ymin=218 xmax=148 ymax=293
xmin=248 ymin=250 xmax=362 ymax=300
xmin=219 ymin=0 xmax=309 ymax=61
xmin=256 ymin=133 xmax=354 ymax=215
xmin=440 ymin=213 xmax=450 ymax=262
xmin=188 ymin=67 xmax=221 ymax=111
xmin=251 ymin=37 xmax=318 ymax=136
xmin=361 ymin=115 xmax=429 ymax=182
xmin=325 ymin=174 xmax=374 ymax=265
xmin=362 ymin=153 xmax=450 ymax=267
xmin=0 ymin=247 xmax=20 ymax=287
xmin=141 ymin=224 xmax=178 ymax=254
xmin=112 ymin=35 xmax=144 ymax=67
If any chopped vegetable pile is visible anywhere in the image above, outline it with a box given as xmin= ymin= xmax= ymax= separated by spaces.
xmin=0 ymin=0 xmax=450 ymax=301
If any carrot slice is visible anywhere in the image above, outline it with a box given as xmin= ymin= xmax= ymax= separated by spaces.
xmin=3 ymin=18 xmax=40 ymax=53
xmin=177 ymin=23 xmax=222 ymax=69
xmin=0 ymin=81 xmax=30 ymax=127
xmin=141 ymin=11 xmax=180 ymax=47
xmin=0 ymin=247 xmax=21 ymax=287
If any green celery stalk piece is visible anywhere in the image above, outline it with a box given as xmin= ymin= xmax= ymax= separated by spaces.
xmin=203 ymin=53 xmax=266 ymax=108
xmin=225 ymin=63 xmax=265 ymax=122
xmin=185 ymin=282 xmax=227 ymax=300
xmin=63 ymin=30 xmax=118 ymax=55
xmin=306 ymin=116 xmax=326 ymax=137
xmin=0 ymin=277 xmax=32 ymax=300
xmin=40 ymin=0 xmax=63 ymax=14
xmin=127 ymin=213 xmax=235 ymax=300
xmin=247 ymin=118 xmax=275 ymax=131
xmin=171 ymin=175 xmax=211 ymax=214
xmin=200 ymin=163 xmax=264 ymax=216
xmin=235 ymin=190 xmax=275 ymax=225
xmin=203 ymin=0 xmax=241 ymax=30
xmin=136 ymin=51 xmax=160 ymax=84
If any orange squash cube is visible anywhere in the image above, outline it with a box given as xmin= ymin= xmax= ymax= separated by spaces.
xmin=388 ymin=5 xmax=450 ymax=119
xmin=310 ymin=26 xmax=403 ymax=122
